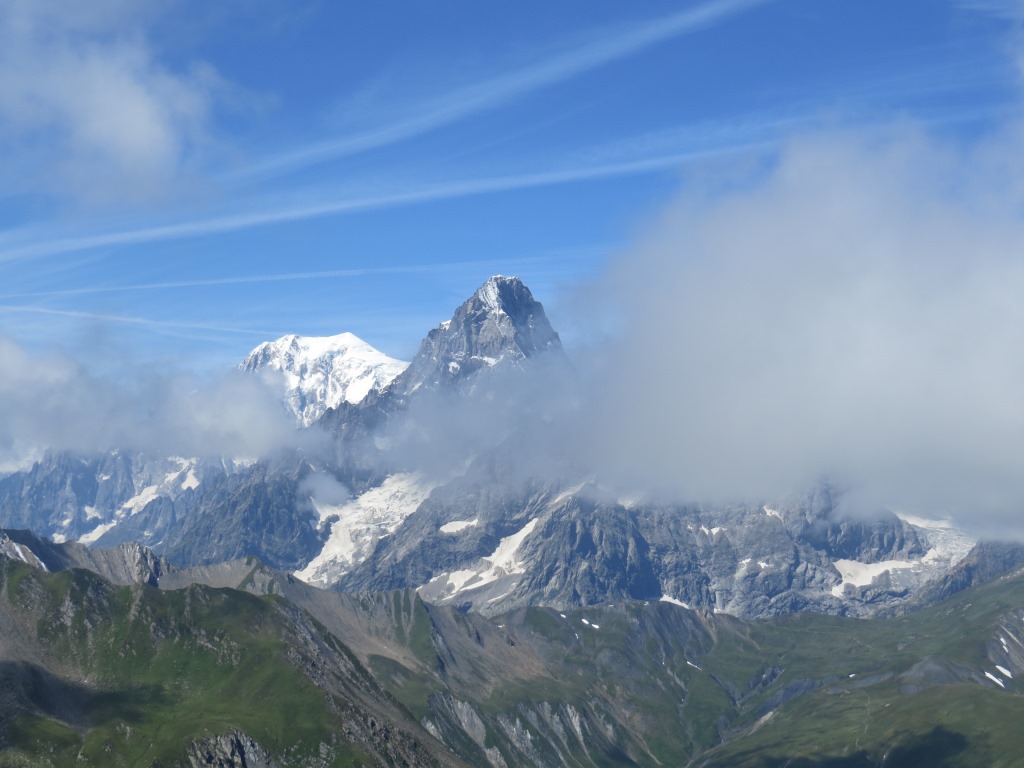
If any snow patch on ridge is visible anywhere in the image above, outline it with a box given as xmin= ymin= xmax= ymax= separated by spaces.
xmin=830 ymin=514 xmax=975 ymax=598
xmin=440 ymin=518 xmax=478 ymax=534
xmin=985 ymin=671 xmax=1006 ymax=688
xmin=831 ymin=559 xmax=918 ymax=596
xmin=295 ymin=473 xmax=434 ymax=587
xmin=122 ymin=485 xmax=159 ymax=515
xmin=421 ymin=518 xmax=539 ymax=602
xmin=660 ymin=595 xmax=691 ymax=609
xmin=69 ymin=456 xmax=203 ymax=547
xmin=80 ymin=521 xmax=118 ymax=545
xmin=475 ymin=276 xmax=509 ymax=315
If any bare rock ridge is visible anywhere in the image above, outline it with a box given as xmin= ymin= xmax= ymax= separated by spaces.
xmin=1 ymin=528 xmax=168 ymax=586
xmin=388 ymin=274 xmax=563 ymax=398
xmin=187 ymin=731 xmax=276 ymax=768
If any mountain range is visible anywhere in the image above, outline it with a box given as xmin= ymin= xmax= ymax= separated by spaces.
xmin=0 ymin=276 xmax=981 ymax=619
xmin=0 ymin=275 xmax=1020 ymax=765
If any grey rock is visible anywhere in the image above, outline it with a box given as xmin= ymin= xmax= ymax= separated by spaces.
xmin=388 ymin=275 xmax=562 ymax=399
xmin=187 ymin=731 xmax=276 ymax=768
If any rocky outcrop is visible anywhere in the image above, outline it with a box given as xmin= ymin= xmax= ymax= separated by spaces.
xmin=318 ymin=276 xmax=565 ymax=443
xmin=187 ymin=731 xmax=276 ymax=768
xmin=1 ymin=528 xmax=170 ymax=586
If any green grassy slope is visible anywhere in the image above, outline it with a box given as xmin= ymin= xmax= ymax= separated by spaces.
xmin=694 ymin=571 xmax=1024 ymax=766
xmin=354 ymin=571 xmax=1024 ymax=767
xmin=5 ymin=549 xmax=1024 ymax=767
xmin=0 ymin=559 xmax=463 ymax=767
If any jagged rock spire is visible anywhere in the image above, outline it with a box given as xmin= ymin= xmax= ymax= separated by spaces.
xmin=388 ymin=275 xmax=562 ymax=397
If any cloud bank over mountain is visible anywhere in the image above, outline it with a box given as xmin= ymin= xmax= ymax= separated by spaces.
xmin=581 ymin=124 xmax=1024 ymax=532
xmin=0 ymin=335 xmax=326 ymax=469
xmin=6 ymin=114 xmax=1024 ymax=537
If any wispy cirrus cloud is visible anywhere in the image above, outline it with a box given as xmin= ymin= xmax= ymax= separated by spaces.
xmin=957 ymin=0 xmax=1024 ymax=20
xmin=0 ymin=141 xmax=770 ymax=264
xmin=0 ymin=304 xmax=279 ymax=337
xmin=240 ymin=0 xmax=772 ymax=181
xmin=0 ymin=261 xmax=542 ymax=299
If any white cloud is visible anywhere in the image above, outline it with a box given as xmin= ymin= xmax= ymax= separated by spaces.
xmin=577 ymin=123 xmax=1024 ymax=533
xmin=958 ymin=0 xmax=1024 ymax=21
xmin=0 ymin=334 xmax=327 ymax=464
xmin=0 ymin=144 xmax=757 ymax=263
xmin=0 ymin=0 xmax=219 ymax=205
xmin=242 ymin=0 xmax=771 ymax=180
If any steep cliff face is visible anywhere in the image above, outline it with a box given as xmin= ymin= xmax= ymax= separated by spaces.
xmin=317 ymin=276 xmax=565 ymax=440
xmin=387 ymin=275 xmax=563 ymax=399
xmin=93 ymin=457 xmax=326 ymax=571
xmin=0 ymin=450 xmax=206 ymax=545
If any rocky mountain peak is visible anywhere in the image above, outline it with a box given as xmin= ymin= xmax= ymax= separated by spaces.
xmin=388 ymin=275 xmax=562 ymax=397
xmin=472 ymin=274 xmax=526 ymax=315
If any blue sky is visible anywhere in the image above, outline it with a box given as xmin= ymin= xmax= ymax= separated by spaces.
xmin=1 ymin=0 xmax=1020 ymax=369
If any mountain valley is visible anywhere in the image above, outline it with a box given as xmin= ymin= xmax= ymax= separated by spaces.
xmin=1 ymin=528 xmax=1023 ymax=766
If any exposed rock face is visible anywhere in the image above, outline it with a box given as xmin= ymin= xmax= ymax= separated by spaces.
xmin=0 ymin=450 xmax=206 ymax=545
xmin=0 ymin=530 xmax=48 ymax=571
xmin=187 ymin=731 xmax=276 ymax=768
xmin=336 ymin=449 xmax=966 ymax=620
xmin=389 ymin=275 xmax=563 ymax=398
xmin=1 ymin=528 xmax=169 ymax=586
xmin=896 ymin=541 xmax=1024 ymax=612
xmin=0 ymin=450 xmax=367 ymax=574
xmin=77 ymin=539 xmax=168 ymax=586
xmin=94 ymin=457 xmax=325 ymax=570
xmin=0 ymin=450 xmax=133 ymax=540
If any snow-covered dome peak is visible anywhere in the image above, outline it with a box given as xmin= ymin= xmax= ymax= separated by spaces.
xmin=241 ymin=332 xmax=408 ymax=426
